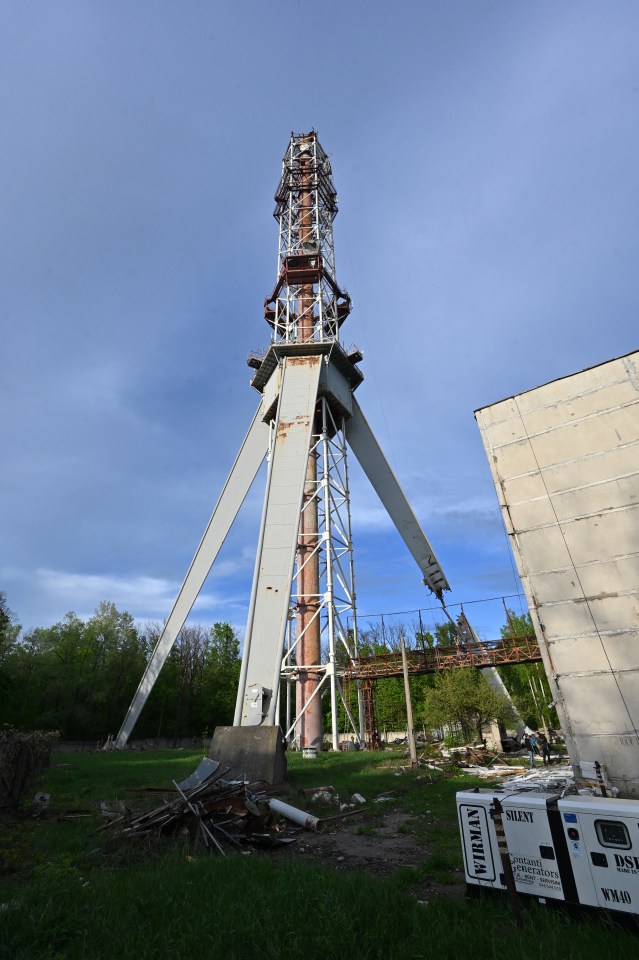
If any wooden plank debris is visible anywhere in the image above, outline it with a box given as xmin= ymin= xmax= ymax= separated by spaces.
xmin=103 ymin=760 xmax=290 ymax=854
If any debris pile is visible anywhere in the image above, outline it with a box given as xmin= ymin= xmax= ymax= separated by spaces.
xmin=297 ymin=784 xmax=368 ymax=813
xmin=432 ymin=742 xmax=573 ymax=782
xmin=102 ymin=758 xmax=288 ymax=856
xmin=101 ymin=759 xmax=366 ymax=856
xmin=500 ymin=766 xmax=576 ymax=794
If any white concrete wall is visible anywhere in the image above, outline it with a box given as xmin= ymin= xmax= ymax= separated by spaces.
xmin=476 ymin=351 xmax=639 ymax=798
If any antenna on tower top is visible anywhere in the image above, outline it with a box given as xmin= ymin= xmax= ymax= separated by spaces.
xmin=265 ymin=131 xmax=351 ymax=343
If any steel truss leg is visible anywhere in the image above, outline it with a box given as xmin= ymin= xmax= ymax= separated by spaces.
xmin=345 ymin=398 xmax=449 ymax=597
xmin=115 ymin=404 xmax=269 ymax=747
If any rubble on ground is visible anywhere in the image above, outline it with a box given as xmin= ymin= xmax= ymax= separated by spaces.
xmin=100 ymin=759 xmax=367 ymax=855
xmin=384 ymin=738 xmax=571 ymax=782
xmin=102 ymin=759 xmax=282 ymax=855
xmin=93 ymin=747 xmax=574 ymax=858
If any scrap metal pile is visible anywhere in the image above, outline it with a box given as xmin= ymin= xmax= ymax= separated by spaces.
xmin=102 ymin=758 xmax=294 ymax=856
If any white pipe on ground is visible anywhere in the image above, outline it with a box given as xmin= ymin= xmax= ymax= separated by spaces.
xmin=269 ymin=798 xmax=322 ymax=832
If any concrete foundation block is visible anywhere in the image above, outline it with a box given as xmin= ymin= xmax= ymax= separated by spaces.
xmin=209 ymin=725 xmax=287 ymax=784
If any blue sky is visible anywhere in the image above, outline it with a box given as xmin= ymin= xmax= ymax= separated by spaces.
xmin=2 ymin=1 xmax=638 ymax=642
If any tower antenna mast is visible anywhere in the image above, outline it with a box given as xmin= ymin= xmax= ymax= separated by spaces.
xmin=115 ymin=132 xmax=449 ymax=759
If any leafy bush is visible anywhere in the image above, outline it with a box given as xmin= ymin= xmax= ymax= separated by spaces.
xmin=0 ymin=728 xmax=59 ymax=814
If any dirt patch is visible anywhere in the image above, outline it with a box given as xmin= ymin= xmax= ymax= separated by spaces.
xmin=260 ymin=808 xmax=467 ymax=903
xmin=287 ymin=812 xmax=422 ymax=876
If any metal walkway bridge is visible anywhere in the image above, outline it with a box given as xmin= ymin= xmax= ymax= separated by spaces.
xmin=342 ymin=634 xmax=542 ymax=683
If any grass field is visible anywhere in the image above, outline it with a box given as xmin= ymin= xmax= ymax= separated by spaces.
xmin=1 ymin=747 xmax=636 ymax=959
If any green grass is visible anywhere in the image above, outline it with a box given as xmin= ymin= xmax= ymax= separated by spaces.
xmin=2 ymin=854 xmax=636 ymax=960
xmin=1 ymin=748 xmax=637 ymax=959
xmin=287 ymin=745 xmax=415 ymax=799
xmin=1 ymin=749 xmax=205 ymax=872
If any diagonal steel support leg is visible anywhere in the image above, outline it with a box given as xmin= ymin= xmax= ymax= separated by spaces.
xmin=345 ymin=397 xmax=450 ymax=597
xmin=115 ymin=405 xmax=269 ymax=747
xmin=236 ymin=354 xmax=324 ymax=727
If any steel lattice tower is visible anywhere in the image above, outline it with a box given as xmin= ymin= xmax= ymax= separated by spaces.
xmin=115 ymin=132 xmax=449 ymax=760
xmin=263 ymin=133 xmax=361 ymax=750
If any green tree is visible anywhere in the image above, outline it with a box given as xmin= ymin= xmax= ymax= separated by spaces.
xmin=414 ymin=620 xmax=459 ymax=651
xmin=0 ymin=593 xmax=20 ymax=652
xmin=202 ymin=622 xmax=241 ymax=731
xmin=5 ymin=605 xmax=148 ymax=739
xmin=83 ymin=602 xmax=149 ymax=737
xmin=170 ymin=625 xmax=211 ymax=739
xmin=422 ymin=668 xmax=515 ymax=743
xmin=498 ymin=662 xmax=558 ymax=730
xmin=18 ymin=613 xmax=88 ymax=735
xmin=500 ymin=609 xmax=534 ymax=639
xmin=139 ymin=620 xmax=241 ymax=740
xmin=496 ymin=609 xmax=559 ymax=729
xmin=0 ymin=593 xmax=21 ymax=721
xmin=0 ymin=602 xmax=242 ymax=740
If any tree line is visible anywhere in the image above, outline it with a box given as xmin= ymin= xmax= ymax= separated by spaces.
xmin=0 ymin=594 xmax=240 ymax=742
xmin=1 ymin=591 xmax=557 ymax=745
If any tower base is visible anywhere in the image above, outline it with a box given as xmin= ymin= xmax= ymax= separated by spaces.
xmin=209 ymin=726 xmax=287 ymax=785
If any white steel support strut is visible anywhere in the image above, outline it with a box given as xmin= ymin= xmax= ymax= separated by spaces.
xmin=345 ymin=398 xmax=450 ymax=598
xmin=235 ymin=354 xmax=324 ymax=727
xmin=115 ymin=405 xmax=269 ymax=747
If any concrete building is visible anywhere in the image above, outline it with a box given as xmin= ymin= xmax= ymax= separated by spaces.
xmin=475 ymin=350 xmax=639 ymax=798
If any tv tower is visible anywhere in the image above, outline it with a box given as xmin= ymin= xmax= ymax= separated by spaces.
xmin=115 ymin=132 xmax=449 ymax=760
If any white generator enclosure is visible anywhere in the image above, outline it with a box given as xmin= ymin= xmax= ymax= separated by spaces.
xmin=458 ymin=789 xmax=639 ymax=918
xmin=557 ymin=795 xmax=639 ymax=913
xmin=475 ymin=351 xmax=639 ymax=798
xmin=458 ymin=790 xmax=568 ymax=902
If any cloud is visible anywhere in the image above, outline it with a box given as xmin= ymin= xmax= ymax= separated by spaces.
xmin=35 ymin=568 xmax=179 ymax=619
xmin=1 ymin=567 xmax=247 ymax=630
